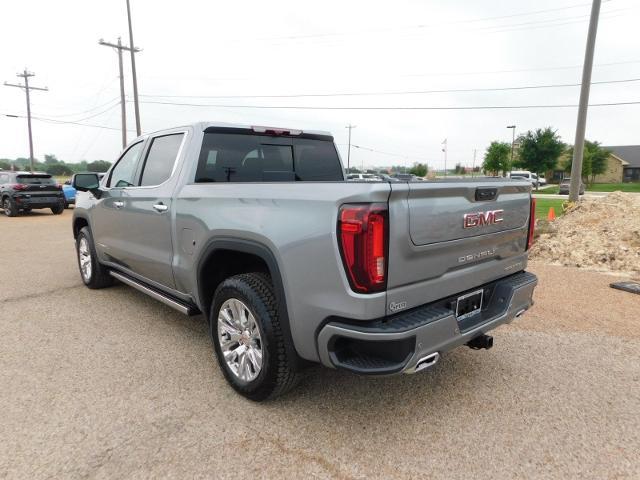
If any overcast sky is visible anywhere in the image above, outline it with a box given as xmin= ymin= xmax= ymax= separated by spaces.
xmin=2 ymin=0 xmax=639 ymax=170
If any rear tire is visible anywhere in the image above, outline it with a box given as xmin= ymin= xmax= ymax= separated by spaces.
xmin=51 ymin=204 xmax=64 ymax=215
xmin=211 ymin=273 xmax=300 ymax=401
xmin=75 ymin=226 xmax=113 ymax=289
xmin=3 ymin=197 xmax=18 ymax=217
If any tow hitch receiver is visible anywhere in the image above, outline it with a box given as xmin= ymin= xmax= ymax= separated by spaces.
xmin=467 ymin=334 xmax=493 ymax=350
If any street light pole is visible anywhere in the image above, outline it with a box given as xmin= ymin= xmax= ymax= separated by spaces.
xmin=507 ymin=125 xmax=516 ymax=172
xmin=345 ymin=124 xmax=356 ymax=172
xmin=569 ymin=0 xmax=601 ymax=202
xmin=4 ymin=69 xmax=48 ymax=173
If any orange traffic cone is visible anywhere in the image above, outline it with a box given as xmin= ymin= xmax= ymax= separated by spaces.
xmin=547 ymin=207 xmax=556 ymax=221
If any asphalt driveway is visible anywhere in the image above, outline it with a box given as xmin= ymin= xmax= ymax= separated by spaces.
xmin=1 ymin=210 xmax=638 ymax=479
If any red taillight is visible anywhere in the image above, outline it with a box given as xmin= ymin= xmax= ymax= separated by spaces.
xmin=526 ymin=197 xmax=536 ymax=250
xmin=338 ymin=203 xmax=388 ymax=293
xmin=12 ymin=184 xmax=28 ymax=191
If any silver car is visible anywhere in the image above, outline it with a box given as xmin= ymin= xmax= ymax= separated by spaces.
xmin=558 ymin=178 xmax=585 ymax=195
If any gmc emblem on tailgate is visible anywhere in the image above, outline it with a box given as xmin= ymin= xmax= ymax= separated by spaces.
xmin=463 ymin=209 xmax=504 ymax=229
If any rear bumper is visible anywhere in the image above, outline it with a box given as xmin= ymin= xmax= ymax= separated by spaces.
xmin=316 ymin=271 xmax=537 ymax=375
xmin=13 ymin=195 xmax=65 ymax=209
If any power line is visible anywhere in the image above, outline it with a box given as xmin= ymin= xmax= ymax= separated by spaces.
xmin=258 ymin=0 xmax=611 ymax=41
xmin=57 ymin=102 xmax=122 ymax=123
xmin=140 ymin=76 xmax=640 ymax=100
xmin=2 ymin=112 xmax=137 ymax=133
xmin=36 ymin=96 xmax=121 ymax=118
xmin=33 ymin=116 xmax=136 ymax=132
xmin=404 ymin=59 xmax=640 ymax=78
xmin=352 ymin=144 xmax=429 ymax=162
xmin=136 ymin=99 xmax=640 ymax=111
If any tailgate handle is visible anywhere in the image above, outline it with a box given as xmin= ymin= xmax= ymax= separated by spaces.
xmin=475 ymin=188 xmax=498 ymax=201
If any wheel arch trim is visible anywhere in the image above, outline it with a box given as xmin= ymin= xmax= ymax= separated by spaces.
xmin=195 ymin=237 xmax=302 ymax=367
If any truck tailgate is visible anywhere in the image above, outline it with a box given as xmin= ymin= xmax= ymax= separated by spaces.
xmin=385 ymin=180 xmax=532 ymax=314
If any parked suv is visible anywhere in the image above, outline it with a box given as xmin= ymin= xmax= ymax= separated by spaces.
xmin=0 ymin=171 xmax=65 ymax=216
xmin=72 ymin=122 xmax=537 ymax=400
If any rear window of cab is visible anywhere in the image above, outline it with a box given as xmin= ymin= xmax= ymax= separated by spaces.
xmin=195 ymin=132 xmax=343 ymax=182
xmin=16 ymin=175 xmax=55 ymax=184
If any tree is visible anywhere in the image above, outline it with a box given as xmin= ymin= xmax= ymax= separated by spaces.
xmin=482 ymin=141 xmax=511 ymax=176
xmin=518 ymin=127 xmax=565 ymax=190
xmin=564 ymin=140 xmax=611 ymax=184
xmin=409 ymin=162 xmax=428 ymax=177
xmin=45 ymin=163 xmax=73 ymax=176
xmin=86 ymin=160 xmax=112 ymax=173
xmin=44 ymin=154 xmax=59 ymax=164
xmin=0 ymin=160 xmax=11 ymax=170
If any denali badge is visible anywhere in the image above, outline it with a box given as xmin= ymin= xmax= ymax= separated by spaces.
xmin=463 ymin=209 xmax=504 ymax=229
xmin=458 ymin=247 xmax=497 ymax=264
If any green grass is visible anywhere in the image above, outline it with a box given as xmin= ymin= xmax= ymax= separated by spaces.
xmin=533 ymin=186 xmax=560 ymax=194
xmin=587 ymin=183 xmax=640 ymax=192
xmin=535 ymin=198 xmax=565 ymax=220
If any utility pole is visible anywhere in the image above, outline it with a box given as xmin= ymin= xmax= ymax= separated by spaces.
xmin=4 ymin=69 xmax=48 ymax=173
xmin=125 ymin=0 xmax=142 ymax=136
xmin=441 ymin=138 xmax=447 ymax=177
xmin=569 ymin=0 xmax=601 ymax=202
xmin=507 ymin=125 xmax=516 ymax=172
xmin=99 ymin=37 xmax=140 ymax=148
xmin=345 ymin=124 xmax=356 ymax=172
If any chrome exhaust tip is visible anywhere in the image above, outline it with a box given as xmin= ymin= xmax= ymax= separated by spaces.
xmin=414 ymin=352 xmax=440 ymax=372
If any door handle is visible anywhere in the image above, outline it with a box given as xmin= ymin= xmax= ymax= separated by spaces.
xmin=113 ymin=201 xmax=124 ymax=209
xmin=153 ymin=203 xmax=169 ymax=213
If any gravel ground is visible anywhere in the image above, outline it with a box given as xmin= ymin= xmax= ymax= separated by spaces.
xmin=1 ymin=210 xmax=639 ymax=479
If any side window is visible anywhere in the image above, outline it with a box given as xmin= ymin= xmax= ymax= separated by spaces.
xmin=139 ymin=133 xmax=185 ymax=187
xmin=108 ymin=142 xmax=144 ymax=188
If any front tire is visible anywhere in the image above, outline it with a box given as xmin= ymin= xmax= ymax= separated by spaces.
xmin=75 ymin=227 xmax=113 ymax=289
xmin=3 ymin=197 xmax=18 ymax=217
xmin=211 ymin=273 xmax=299 ymax=401
xmin=51 ymin=204 xmax=64 ymax=215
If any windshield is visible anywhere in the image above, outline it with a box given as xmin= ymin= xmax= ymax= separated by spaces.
xmin=16 ymin=175 xmax=55 ymax=185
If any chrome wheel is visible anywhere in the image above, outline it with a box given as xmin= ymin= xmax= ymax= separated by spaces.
xmin=217 ymin=298 xmax=263 ymax=382
xmin=78 ymin=236 xmax=92 ymax=281
xmin=3 ymin=199 xmax=11 ymax=216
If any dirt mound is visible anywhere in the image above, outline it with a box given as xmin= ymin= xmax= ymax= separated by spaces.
xmin=530 ymin=192 xmax=640 ymax=276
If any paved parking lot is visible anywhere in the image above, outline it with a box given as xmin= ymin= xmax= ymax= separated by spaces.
xmin=1 ymin=209 xmax=639 ymax=479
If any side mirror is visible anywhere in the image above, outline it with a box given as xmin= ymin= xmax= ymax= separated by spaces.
xmin=73 ymin=173 xmax=100 ymax=193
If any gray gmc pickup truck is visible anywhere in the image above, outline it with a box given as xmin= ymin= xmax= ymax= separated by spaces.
xmin=72 ymin=122 xmax=537 ymax=400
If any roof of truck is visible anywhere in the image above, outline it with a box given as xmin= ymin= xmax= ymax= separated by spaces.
xmin=141 ymin=121 xmax=333 ymax=139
